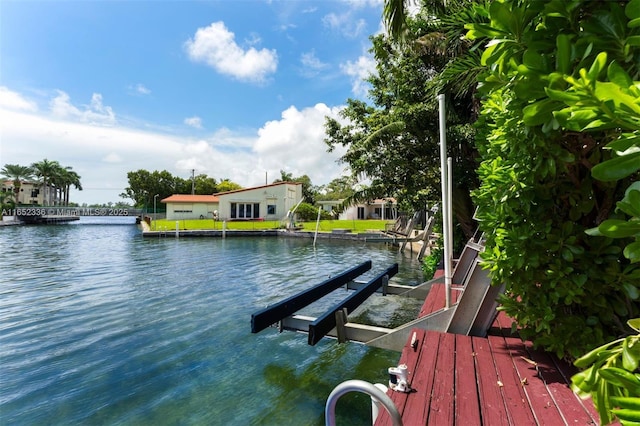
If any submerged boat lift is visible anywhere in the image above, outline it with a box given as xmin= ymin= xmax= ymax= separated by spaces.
xmin=250 ymin=237 xmax=501 ymax=352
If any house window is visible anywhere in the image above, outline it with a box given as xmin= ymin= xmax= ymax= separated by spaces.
xmin=357 ymin=207 xmax=365 ymax=220
xmin=230 ymin=203 xmax=260 ymax=219
xmin=267 ymin=205 xmax=276 ymax=215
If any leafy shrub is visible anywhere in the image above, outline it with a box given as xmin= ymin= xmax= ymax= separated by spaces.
xmin=468 ymin=0 xmax=640 ymax=359
xmin=572 ymin=319 xmax=640 ymax=425
xmin=422 ymin=242 xmax=443 ymax=281
xmin=295 ymin=202 xmax=332 ymax=222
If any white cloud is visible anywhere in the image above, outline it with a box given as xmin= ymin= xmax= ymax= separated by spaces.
xmin=184 ymin=116 xmax=203 ymax=129
xmin=184 ymin=21 xmax=278 ymax=83
xmin=340 ymin=54 xmax=376 ymax=97
xmin=322 ymin=12 xmax=367 ymax=38
xmin=0 ymin=88 xmax=348 ymax=205
xmin=300 ymin=50 xmax=329 ymax=77
xmin=341 ymin=0 xmax=384 ymax=8
xmin=0 ymin=86 xmax=38 ymax=112
xmin=50 ymin=91 xmax=116 ymax=126
xmin=253 ymin=103 xmax=347 ymax=186
xmin=103 ymin=153 xmax=122 ymax=163
xmin=135 ymin=84 xmax=151 ymax=95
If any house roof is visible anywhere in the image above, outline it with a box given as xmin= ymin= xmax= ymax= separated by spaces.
xmin=161 ymin=194 xmax=219 ymax=203
xmin=214 ymin=181 xmax=301 ymax=196
xmin=162 ymin=182 xmax=302 ymax=204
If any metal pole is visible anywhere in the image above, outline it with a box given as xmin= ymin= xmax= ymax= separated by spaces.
xmin=153 ymin=194 xmax=159 ymax=230
xmin=438 ymin=94 xmax=452 ymax=309
xmin=313 ymin=206 xmax=321 ymax=247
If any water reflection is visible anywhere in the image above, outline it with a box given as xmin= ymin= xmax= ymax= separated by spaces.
xmin=0 ymin=223 xmax=424 ymax=425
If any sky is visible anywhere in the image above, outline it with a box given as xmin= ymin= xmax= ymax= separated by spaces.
xmin=0 ymin=0 xmax=386 ymax=205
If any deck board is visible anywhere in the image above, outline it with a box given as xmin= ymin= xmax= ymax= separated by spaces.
xmin=427 ymin=332 xmax=456 ymax=424
xmin=373 ymin=282 xmax=601 ymax=426
xmin=402 ymin=330 xmax=440 ymax=425
xmin=487 ymin=333 xmax=537 ymax=424
xmin=454 ymin=334 xmax=481 ymax=424
xmin=472 ymin=336 xmax=510 ymax=425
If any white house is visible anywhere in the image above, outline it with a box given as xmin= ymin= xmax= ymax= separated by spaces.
xmin=318 ymin=198 xmax=398 ymax=220
xmin=162 ymin=182 xmax=303 ymax=221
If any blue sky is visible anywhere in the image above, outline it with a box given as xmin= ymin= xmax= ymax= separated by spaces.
xmin=0 ymin=0 xmax=384 ymax=205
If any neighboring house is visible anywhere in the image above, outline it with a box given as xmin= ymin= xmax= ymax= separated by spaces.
xmin=1 ymin=180 xmax=47 ymax=205
xmin=318 ymin=198 xmax=398 ymax=220
xmin=162 ymin=182 xmax=303 ymax=221
xmin=161 ymin=194 xmax=220 ymax=220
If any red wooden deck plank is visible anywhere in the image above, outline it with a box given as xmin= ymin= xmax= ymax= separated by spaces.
xmin=523 ymin=340 xmax=599 ymax=425
xmin=493 ymin=311 xmax=601 ymax=425
xmin=418 ymin=283 xmax=462 ymax=318
xmin=454 ymin=334 xmax=481 ymax=424
xmin=419 ymin=283 xmax=445 ymax=317
xmin=427 ymin=332 xmax=456 ymax=424
xmin=400 ymin=330 xmax=441 ymax=425
xmin=503 ymin=336 xmax=567 ymax=424
xmin=375 ymin=328 xmax=428 ymax=426
xmin=491 ymin=312 xmax=565 ymax=424
xmin=472 ymin=336 xmax=510 ymax=425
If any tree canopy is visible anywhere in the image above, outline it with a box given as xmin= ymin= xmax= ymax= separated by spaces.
xmin=2 ymin=159 xmax=82 ymax=206
xmin=120 ymin=170 xmax=240 ymax=208
xmin=272 ymin=169 xmax=319 ymax=204
xmin=325 ymin=0 xmax=484 ymax=241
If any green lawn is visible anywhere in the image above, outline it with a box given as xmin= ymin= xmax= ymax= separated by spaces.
xmin=151 ymin=218 xmax=393 ymax=233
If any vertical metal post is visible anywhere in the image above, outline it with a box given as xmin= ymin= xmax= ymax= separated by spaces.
xmin=438 ymin=94 xmax=452 ymax=309
xmin=153 ymin=194 xmax=159 ymax=230
xmin=313 ymin=207 xmax=321 ymax=247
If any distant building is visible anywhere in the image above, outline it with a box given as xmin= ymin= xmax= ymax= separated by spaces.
xmin=162 ymin=182 xmax=303 ymax=221
xmin=1 ymin=180 xmax=50 ymax=205
xmin=317 ymin=198 xmax=398 ymax=220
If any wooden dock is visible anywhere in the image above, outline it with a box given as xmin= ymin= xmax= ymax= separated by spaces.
xmin=375 ymin=282 xmax=604 ymax=426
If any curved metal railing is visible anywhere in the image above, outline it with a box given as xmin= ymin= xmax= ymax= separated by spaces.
xmin=324 ymin=379 xmax=403 ymax=426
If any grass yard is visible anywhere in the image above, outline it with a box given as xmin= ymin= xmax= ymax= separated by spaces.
xmin=151 ymin=218 xmax=393 ymax=233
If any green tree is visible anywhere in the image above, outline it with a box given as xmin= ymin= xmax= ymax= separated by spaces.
xmin=0 ymin=191 xmax=15 ymax=213
xmin=317 ymin=176 xmax=357 ymax=201
xmin=59 ymin=167 xmax=82 ymax=206
xmin=192 ymin=174 xmax=217 ymax=195
xmin=467 ymin=0 xmax=639 ymax=359
xmin=120 ymin=169 xmax=183 ymax=208
xmin=216 ymin=178 xmax=242 ymax=193
xmin=1 ymin=164 xmax=34 ymax=219
xmin=273 ymin=170 xmax=294 ymax=182
xmin=31 ymin=159 xmax=60 ymax=205
xmin=272 ymin=170 xmax=318 ymax=204
xmin=327 ymin=0 xmax=484 ymax=241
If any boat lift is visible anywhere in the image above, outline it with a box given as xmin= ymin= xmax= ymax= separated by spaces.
xmin=250 ymin=236 xmax=501 ymax=352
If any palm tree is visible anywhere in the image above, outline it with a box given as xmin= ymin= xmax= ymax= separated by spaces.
xmin=1 ymin=164 xmax=34 ymax=219
xmin=31 ymin=159 xmax=61 ymax=206
xmin=59 ymin=167 xmax=82 ymax=206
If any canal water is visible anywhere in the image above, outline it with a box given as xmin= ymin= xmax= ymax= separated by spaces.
xmin=0 ymin=218 xmax=425 ymax=425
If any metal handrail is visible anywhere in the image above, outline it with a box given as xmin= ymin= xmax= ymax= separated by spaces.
xmin=325 ymin=380 xmax=402 ymax=426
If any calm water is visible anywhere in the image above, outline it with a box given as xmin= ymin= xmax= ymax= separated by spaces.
xmin=0 ymin=218 xmax=425 ymax=425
